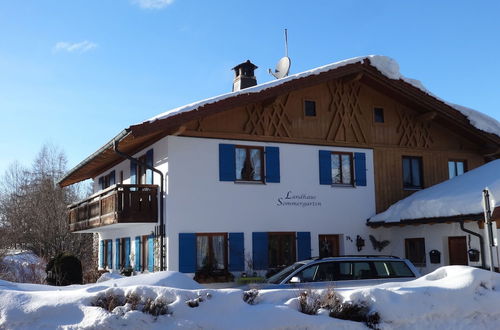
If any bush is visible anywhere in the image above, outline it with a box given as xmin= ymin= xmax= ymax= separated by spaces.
xmin=296 ymin=288 xmax=380 ymax=329
xmin=91 ymin=291 xmax=169 ymax=317
xmin=45 ymin=253 xmax=82 ymax=286
xmin=297 ymin=288 xmax=341 ymax=315
xmin=242 ymin=289 xmax=259 ymax=305
xmin=330 ymin=301 xmax=380 ymax=329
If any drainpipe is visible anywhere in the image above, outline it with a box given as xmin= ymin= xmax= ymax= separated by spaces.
xmin=113 ymin=140 xmax=165 ymax=271
xmin=459 ymin=221 xmax=485 ymax=269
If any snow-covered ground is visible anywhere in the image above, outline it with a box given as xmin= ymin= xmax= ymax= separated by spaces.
xmin=0 ymin=266 xmax=499 ymax=329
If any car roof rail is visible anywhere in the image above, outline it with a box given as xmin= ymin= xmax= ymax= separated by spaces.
xmin=329 ymin=255 xmax=401 ymax=259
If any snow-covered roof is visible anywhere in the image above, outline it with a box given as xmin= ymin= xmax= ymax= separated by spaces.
xmin=369 ymin=159 xmax=500 ymax=223
xmin=144 ymin=55 xmax=500 ymax=137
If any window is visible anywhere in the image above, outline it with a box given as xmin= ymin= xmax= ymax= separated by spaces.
xmin=235 ymin=145 xmax=264 ymax=182
xmin=373 ymin=107 xmax=384 ymax=123
xmin=319 ymin=235 xmax=340 ymax=258
xmin=219 ymin=144 xmax=280 ymax=183
xmin=319 ymin=151 xmax=366 ymax=186
xmin=448 ymin=160 xmax=466 ymax=179
xmin=304 ymin=100 xmax=316 ymax=117
xmin=130 ymin=149 xmax=154 ymax=185
xmin=331 ymin=152 xmax=353 ymax=185
xmin=268 ymin=232 xmax=296 ymax=268
xmin=102 ymin=239 xmax=112 ymax=269
xmin=98 ymin=171 xmax=115 ymax=190
xmin=405 ymin=238 xmax=426 ymax=267
xmin=402 ymin=156 xmax=423 ymax=189
xmin=196 ymin=233 xmax=228 ymax=270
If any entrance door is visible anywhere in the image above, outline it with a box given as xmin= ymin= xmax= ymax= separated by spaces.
xmin=319 ymin=235 xmax=340 ymax=258
xmin=448 ymin=236 xmax=468 ymax=265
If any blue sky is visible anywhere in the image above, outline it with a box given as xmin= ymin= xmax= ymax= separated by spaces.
xmin=1 ymin=0 xmax=499 ymax=175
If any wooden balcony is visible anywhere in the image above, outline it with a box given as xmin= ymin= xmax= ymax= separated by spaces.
xmin=68 ymin=184 xmax=158 ymax=232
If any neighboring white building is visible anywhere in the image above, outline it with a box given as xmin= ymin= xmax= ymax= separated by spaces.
xmin=59 ymin=56 xmax=500 ymax=278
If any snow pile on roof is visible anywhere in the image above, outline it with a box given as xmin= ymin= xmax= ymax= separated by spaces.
xmin=0 ymin=267 xmax=499 ymax=329
xmin=370 ymin=159 xmax=500 ymax=223
xmin=145 ymin=55 xmax=500 ymax=137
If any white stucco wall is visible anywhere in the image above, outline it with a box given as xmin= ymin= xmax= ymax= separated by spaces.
xmin=165 ymin=136 xmax=379 ymax=272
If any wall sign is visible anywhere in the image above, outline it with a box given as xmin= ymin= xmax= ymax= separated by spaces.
xmin=276 ymin=191 xmax=322 ymax=207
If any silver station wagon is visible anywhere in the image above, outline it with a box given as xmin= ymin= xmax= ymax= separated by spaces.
xmin=263 ymin=256 xmax=421 ymax=289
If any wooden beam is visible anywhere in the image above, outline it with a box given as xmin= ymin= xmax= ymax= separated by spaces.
xmin=172 ymin=125 xmax=187 ymax=136
xmin=417 ymin=111 xmax=437 ymax=122
xmin=343 ymin=72 xmax=363 ymax=83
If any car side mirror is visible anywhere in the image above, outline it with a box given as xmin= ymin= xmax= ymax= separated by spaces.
xmin=289 ymin=276 xmax=301 ymax=284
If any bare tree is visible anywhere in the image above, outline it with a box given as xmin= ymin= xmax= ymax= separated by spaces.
xmin=0 ymin=144 xmax=95 ymax=282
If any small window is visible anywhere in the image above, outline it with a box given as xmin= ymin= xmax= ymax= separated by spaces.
xmin=304 ymin=100 xmax=316 ymax=117
xmin=235 ymin=145 xmax=264 ymax=182
xmin=374 ymin=107 xmax=384 ymax=123
xmin=405 ymin=238 xmax=426 ymax=267
xmin=331 ymin=152 xmax=353 ymax=185
xmin=402 ymin=156 xmax=423 ymax=189
xmin=448 ymin=160 xmax=467 ymax=179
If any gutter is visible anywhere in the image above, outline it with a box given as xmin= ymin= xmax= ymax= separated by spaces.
xmin=58 ymin=129 xmax=131 ymax=186
xmin=459 ymin=221 xmax=486 ymax=269
xmin=113 ymin=140 xmax=166 ymax=272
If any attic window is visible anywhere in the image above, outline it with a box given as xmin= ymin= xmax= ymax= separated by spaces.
xmin=304 ymin=100 xmax=316 ymax=117
xmin=374 ymin=107 xmax=384 ymax=123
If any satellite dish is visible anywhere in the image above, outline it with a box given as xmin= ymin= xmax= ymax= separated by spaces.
xmin=269 ymin=56 xmax=291 ymax=79
xmin=269 ymin=29 xmax=291 ymax=79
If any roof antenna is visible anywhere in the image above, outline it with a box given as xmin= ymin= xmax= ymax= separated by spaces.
xmin=268 ymin=29 xmax=291 ymax=79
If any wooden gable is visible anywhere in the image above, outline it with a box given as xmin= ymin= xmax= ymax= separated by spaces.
xmin=178 ymin=75 xmax=493 ymax=212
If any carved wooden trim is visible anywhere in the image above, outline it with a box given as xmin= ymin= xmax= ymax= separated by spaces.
xmin=244 ymin=94 xmax=292 ymax=137
xmin=325 ymin=80 xmax=367 ymax=144
xmin=397 ymin=107 xmax=433 ymax=148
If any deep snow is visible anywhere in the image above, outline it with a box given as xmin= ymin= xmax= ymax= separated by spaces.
xmin=145 ymin=55 xmax=500 ymax=138
xmin=369 ymin=159 xmax=500 ymax=222
xmin=0 ymin=266 xmax=499 ymax=329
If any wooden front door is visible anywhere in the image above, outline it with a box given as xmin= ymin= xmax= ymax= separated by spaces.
xmin=319 ymin=235 xmax=340 ymax=258
xmin=448 ymin=236 xmax=468 ymax=265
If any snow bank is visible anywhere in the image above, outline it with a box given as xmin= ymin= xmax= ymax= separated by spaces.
xmin=370 ymin=159 xmax=500 ymax=222
xmin=348 ymin=266 xmax=500 ymax=329
xmin=0 ymin=267 xmax=499 ymax=329
xmin=145 ymin=55 xmax=500 ymax=137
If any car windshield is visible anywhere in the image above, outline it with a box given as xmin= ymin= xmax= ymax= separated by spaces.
xmin=266 ymin=262 xmax=305 ymax=284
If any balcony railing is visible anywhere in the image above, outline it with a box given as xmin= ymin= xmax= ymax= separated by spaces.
xmin=68 ymin=184 xmax=158 ymax=232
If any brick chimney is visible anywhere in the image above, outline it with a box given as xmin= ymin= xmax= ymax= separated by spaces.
xmin=232 ymin=60 xmax=258 ymax=92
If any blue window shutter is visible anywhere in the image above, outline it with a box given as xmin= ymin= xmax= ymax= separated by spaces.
xmin=148 ymin=235 xmax=154 ymax=272
xmin=219 ymin=144 xmax=236 ymax=181
xmin=130 ymin=160 xmax=137 ymax=185
xmin=109 ymin=171 xmax=116 ymax=186
xmin=107 ymin=240 xmax=113 ymax=268
xmin=252 ymin=232 xmax=268 ymax=270
xmin=229 ymin=233 xmax=245 ymax=271
xmin=265 ymin=147 xmax=280 ymax=183
xmin=146 ymin=149 xmax=154 ymax=184
xmin=297 ymin=232 xmax=311 ymax=261
xmin=179 ymin=233 xmax=197 ymax=273
xmin=115 ymin=239 xmax=120 ymax=269
xmin=354 ymin=152 xmax=367 ymax=186
xmin=135 ymin=236 xmax=141 ymax=271
xmin=124 ymin=238 xmax=131 ymax=268
xmin=98 ymin=177 xmax=104 ymax=190
xmin=319 ymin=150 xmax=332 ymax=185
xmin=99 ymin=240 xmax=104 ymax=268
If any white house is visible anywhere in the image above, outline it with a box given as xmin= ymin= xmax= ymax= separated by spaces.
xmin=59 ymin=55 xmax=500 ymax=278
